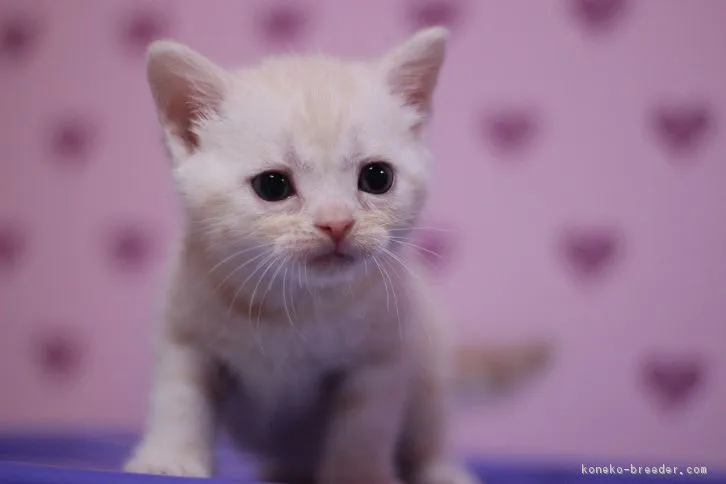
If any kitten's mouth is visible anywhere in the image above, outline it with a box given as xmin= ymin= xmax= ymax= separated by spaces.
xmin=308 ymin=251 xmax=356 ymax=268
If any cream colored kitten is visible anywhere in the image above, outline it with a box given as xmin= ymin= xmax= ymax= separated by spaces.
xmin=124 ymin=28 xmax=480 ymax=484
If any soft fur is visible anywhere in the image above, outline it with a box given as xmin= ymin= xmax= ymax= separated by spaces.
xmin=124 ymin=28 xmax=480 ymax=484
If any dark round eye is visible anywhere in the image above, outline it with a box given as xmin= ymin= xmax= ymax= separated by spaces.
xmin=358 ymin=162 xmax=394 ymax=195
xmin=251 ymin=171 xmax=295 ymax=202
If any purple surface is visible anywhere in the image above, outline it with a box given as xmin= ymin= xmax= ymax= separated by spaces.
xmin=0 ymin=432 xmax=723 ymax=483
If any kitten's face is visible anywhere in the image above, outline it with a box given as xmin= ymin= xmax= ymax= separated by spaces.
xmin=147 ymin=29 xmax=447 ymax=286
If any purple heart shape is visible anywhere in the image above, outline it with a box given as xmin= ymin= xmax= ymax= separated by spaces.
xmin=561 ymin=228 xmax=621 ymax=280
xmin=642 ymin=357 xmax=704 ymax=409
xmin=32 ymin=326 xmax=85 ymax=381
xmin=407 ymin=0 xmax=462 ymax=31
xmin=258 ymin=3 xmax=309 ymax=45
xmin=0 ymin=222 xmax=27 ymax=275
xmin=652 ymin=105 xmax=713 ymax=157
xmin=483 ymin=110 xmax=538 ymax=156
xmin=570 ymin=0 xmax=629 ymax=33
xmin=0 ymin=14 xmax=40 ymax=63
xmin=119 ymin=9 xmax=170 ymax=57
xmin=108 ymin=222 xmax=157 ymax=274
xmin=48 ymin=114 xmax=98 ymax=168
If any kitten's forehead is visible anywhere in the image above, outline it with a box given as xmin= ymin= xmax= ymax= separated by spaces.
xmin=222 ymin=56 xmax=397 ymax=168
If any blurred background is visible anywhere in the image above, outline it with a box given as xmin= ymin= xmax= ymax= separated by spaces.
xmin=0 ymin=0 xmax=724 ymax=471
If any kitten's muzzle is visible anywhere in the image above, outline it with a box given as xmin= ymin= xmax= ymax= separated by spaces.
xmin=308 ymin=218 xmax=356 ymax=270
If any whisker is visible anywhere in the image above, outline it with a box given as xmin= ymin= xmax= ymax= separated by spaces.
xmin=263 ymin=255 xmax=288 ymax=301
xmin=303 ymin=260 xmax=313 ymax=296
xmin=214 ymin=249 xmax=272 ymax=295
xmin=206 ymin=243 xmax=270 ymax=276
xmin=379 ymin=247 xmax=432 ymax=345
xmin=247 ymin=254 xmax=284 ymax=355
xmin=281 ymin=263 xmax=301 ymax=338
xmin=378 ymin=256 xmax=403 ymax=343
xmin=228 ymin=251 xmax=276 ymax=319
xmin=380 ymin=246 xmax=426 ymax=287
xmin=291 ymin=261 xmax=302 ymax=322
xmin=226 ymin=252 xmax=279 ymax=354
xmin=389 ymin=227 xmax=451 ymax=233
xmin=297 ymin=260 xmax=304 ymax=289
xmin=245 ymin=254 xmax=282 ymax=321
xmin=389 ymin=237 xmax=443 ymax=260
xmin=256 ymin=255 xmax=293 ymax=334
xmin=371 ymin=256 xmax=390 ymax=312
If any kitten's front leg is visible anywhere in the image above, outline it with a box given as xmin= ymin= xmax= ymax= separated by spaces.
xmin=124 ymin=335 xmax=216 ymax=477
xmin=317 ymin=355 xmax=409 ymax=484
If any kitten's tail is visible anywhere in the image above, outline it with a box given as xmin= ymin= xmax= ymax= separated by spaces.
xmin=452 ymin=340 xmax=553 ymax=399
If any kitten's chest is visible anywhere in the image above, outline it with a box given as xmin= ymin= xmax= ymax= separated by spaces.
xmin=209 ymin=309 xmax=375 ymax=407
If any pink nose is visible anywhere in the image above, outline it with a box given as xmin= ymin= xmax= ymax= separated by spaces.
xmin=316 ymin=220 xmax=354 ymax=244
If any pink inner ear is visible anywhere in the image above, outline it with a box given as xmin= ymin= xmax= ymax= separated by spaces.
xmin=388 ymin=59 xmax=439 ymax=116
xmin=148 ymin=45 xmax=226 ymax=152
xmin=166 ymin=88 xmax=202 ymax=149
xmin=159 ymin=71 xmax=223 ymax=151
xmin=384 ymin=30 xmax=447 ymax=120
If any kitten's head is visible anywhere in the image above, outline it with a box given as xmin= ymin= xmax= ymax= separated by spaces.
xmin=146 ymin=28 xmax=447 ymax=287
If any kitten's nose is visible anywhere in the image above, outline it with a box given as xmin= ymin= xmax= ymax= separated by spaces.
xmin=315 ymin=219 xmax=354 ymax=244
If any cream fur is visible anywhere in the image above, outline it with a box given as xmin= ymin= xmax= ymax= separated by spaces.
xmin=124 ymin=27 xmax=480 ymax=484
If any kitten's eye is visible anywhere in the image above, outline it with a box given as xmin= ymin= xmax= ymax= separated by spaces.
xmin=358 ymin=162 xmax=394 ymax=195
xmin=251 ymin=171 xmax=295 ymax=202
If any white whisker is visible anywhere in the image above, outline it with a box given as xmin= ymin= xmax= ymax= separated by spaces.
xmin=389 ymin=226 xmax=451 ymax=233
xmin=303 ymin=260 xmax=313 ymax=296
xmin=256 ymin=255 xmax=291 ymax=334
xmin=378 ymin=256 xmax=403 ymax=343
xmin=379 ymin=247 xmax=432 ymax=345
xmin=390 ymin=237 xmax=442 ymax=260
xmin=282 ymin=263 xmax=302 ymax=338
xmin=225 ymin=251 xmax=279 ymax=354
xmin=247 ymin=254 xmax=284 ymax=355
xmin=380 ymin=246 xmax=426 ymax=288
xmin=214 ymin=249 xmax=271 ymax=296
xmin=246 ymin=254 xmax=282 ymax=321
xmin=206 ymin=243 xmax=270 ymax=277
xmin=291 ymin=262 xmax=302 ymax=322
xmin=371 ymin=256 xmax=390 ymax=312
xmin=228 ymin=252 xmax=276 ymax=320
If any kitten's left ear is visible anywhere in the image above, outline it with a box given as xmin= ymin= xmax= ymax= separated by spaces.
xmin=379 ymin=27 xmax=449 ymax=121
xmin=146 ymin=41 xmax=228 ymax=156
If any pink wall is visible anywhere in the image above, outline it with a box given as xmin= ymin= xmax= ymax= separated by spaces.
xmin=0 ymin=0 xmax=724 ymax=468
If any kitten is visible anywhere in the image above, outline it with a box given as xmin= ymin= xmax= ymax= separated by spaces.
xmin=124 ymin=27 xmax=480 ymax=484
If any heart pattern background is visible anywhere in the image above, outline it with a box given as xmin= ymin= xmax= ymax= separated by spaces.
xmin=0 ymin=0 xmax=725 ymax=469
xmin=569 ymin=0 xmax=630 ymax=33
xmin=652 ymin=104 xmax=714 ymax=158
xmin=641 ymin=355 xmax=705 ymax=410
xmin=559 ymin=227 xmax=621 ymax=281
xmin=482 ymin=108 xmax=539 ymax=157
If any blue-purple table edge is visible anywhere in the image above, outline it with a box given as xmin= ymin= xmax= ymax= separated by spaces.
xmin=0 ymin=431 xmax=722 ymax=483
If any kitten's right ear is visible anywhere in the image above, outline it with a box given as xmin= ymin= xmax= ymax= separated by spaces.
xmin=379 ymin=27 xmax=448 ymax=124
xmin=146 ymin=41 xmax=227 ymax=154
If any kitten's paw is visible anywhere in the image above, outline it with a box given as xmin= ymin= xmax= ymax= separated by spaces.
xmin=415 ymin=462 xmax=481 ymax=484
xmin=123 ymin=444 xmax=212 ymax=478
